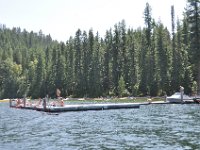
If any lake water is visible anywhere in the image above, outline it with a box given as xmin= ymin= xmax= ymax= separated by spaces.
xmin=0 ymin=102 xmax=200 ymax=150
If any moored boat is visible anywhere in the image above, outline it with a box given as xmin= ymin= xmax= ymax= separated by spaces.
xmin=193 ymin=98 xmax=200 ymax=104
xmin=166 ymin=92 xmax=193 ymax=103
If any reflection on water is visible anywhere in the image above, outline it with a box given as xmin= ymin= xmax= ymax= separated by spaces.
xmin=0 ymin=103 xmax=200 ymax=150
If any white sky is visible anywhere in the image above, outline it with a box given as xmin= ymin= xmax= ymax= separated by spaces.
xmin=0 ymin=0 xmax=187 ymax=42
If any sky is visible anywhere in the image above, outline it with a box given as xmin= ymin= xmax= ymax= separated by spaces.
xmin=0 ymin=0 xmax=187 ymax=42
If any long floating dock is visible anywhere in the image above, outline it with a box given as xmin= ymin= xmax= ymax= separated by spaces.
xmin=9 ymin=98 xmax=200 ymax=113
xmin=13 ymin=103 xmax=140 ymax=112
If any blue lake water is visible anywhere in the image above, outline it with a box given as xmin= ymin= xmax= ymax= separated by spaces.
xmin=0 ymin=102 xmax=200 ymax=150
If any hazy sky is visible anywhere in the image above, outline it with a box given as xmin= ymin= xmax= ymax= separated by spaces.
xmin=0 ymin=0 xmax=187 ymax=41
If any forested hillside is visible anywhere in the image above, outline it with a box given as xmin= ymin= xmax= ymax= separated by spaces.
xmin=0 ymin=1 xmax=199 ymax=99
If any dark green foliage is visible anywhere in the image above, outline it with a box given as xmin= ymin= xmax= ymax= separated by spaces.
xmin=111 ymin=24 xmax=120 ymax=96
xmin=186 ymin=0 xmax=200 ymax=94
xmin=32 ymin=53 xmax=45 ymax=98
xmin=0 ymin=1 xmax=199 ymax=98
xmin=102 ymin=30 xmax=112 ymax=96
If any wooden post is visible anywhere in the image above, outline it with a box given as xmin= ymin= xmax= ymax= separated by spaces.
xmin=43 ymin=98 xmax=47 ymax=111
xmin=180 ymin=86 xmax=184 ymax=102
xmin=23 ymin=97 xmax=26 ymax=107
xmin=9 ymin=99 xmax=12 ymax=107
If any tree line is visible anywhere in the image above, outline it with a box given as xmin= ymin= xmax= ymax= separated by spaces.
xmin=0 ymin=0 xmax=199 ymax=99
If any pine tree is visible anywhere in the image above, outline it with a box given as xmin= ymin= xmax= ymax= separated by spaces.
xmin=186 ymin=0 xmax=200 ymax=94
xmin=139 ymin=3 xmax=154 ymax=96
xmin=112 ymin=24 xmax=120 ymax=96
xmin=74 ymin=29 xmax=83 ymax=97
xmin=126 ymin=29 xmax=139 ymax=96
xmin=144 ymin=2 xmax=152 ymax=46
xmin=119 ymin=20 xmax=129 ymax=91
xmin=102 ymin=29 xmax=112 ymax=96
xmin=32 ymin=53 xmax=45 ymax=98
xmin=65 ymin=37 xmax=75 ymax=96
xmin=155 ymin=21 xmax=172 ymax=95
xmin=82 ymin=31 xmax=89 ymax=97
xmin=138 ymin=30 xmax=148 ymax=95
xmin=171 ymin=5 xmax=181 ymax=92
xmin=176 ymin=19 xmax=193 ymax=94
xmin=56 ymin=45 xmax=66 ymax=96
xmin=93 ymin=32 xmax=102 ymax=97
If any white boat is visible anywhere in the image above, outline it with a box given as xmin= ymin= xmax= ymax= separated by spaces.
xmin=166 ymin=92 xmax=192 ymax=103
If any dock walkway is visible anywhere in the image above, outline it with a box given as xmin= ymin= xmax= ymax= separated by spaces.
xmin=12 ymin=103 xmax=140 ymax=112
xmin=9 ymin=99 xmax=199 ymax=113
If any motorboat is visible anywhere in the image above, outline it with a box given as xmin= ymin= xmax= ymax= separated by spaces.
xmin=166 ymin=92 xmax=193 ymax=103
xmin=193 ymin=98 xmax=200 ymax=104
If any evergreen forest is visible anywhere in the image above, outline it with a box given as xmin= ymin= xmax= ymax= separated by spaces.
xmin=0 ymin=0 xmax=199 ymax=99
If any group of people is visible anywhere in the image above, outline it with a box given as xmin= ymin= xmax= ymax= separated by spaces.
xmin=14 ymin=97 xmax=65 ymax=108
xmin=35 ymin=98 xmax=65 ymax=107
xmin=15 ymin=98 xmax=36 ymax=107
xmin=15 ymin=99 xmax=24 ymax=107
xmin=49 ymin=98 xmax=65 ymax=107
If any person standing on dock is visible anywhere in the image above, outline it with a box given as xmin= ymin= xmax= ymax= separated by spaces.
xmin=180 ymin=86 xmax=184 ymax=102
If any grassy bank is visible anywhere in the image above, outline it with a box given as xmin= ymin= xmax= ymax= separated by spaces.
xmin=63 ymin=97 xmax=165 ymax=104
xmin=0 ymin=97 xmax=165 ymax=104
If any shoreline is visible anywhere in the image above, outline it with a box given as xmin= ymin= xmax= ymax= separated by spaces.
xmin=0 ymin=99 xmax=9 ymax=102
xmin=0 ymin=97 xmax=164 ymax=103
